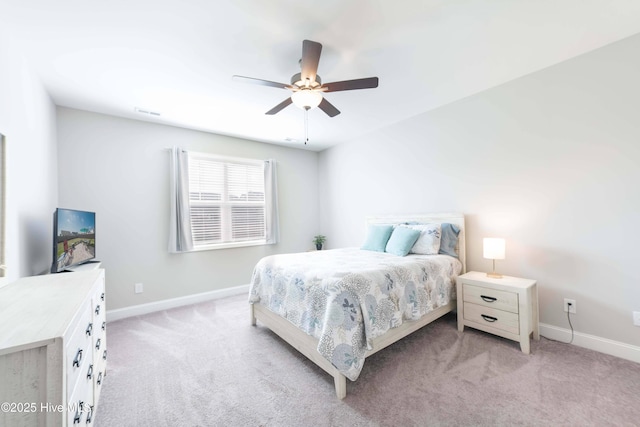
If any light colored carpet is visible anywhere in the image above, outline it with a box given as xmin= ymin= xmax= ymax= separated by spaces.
xmin=95 ymin=294 xmax=640 ymax=426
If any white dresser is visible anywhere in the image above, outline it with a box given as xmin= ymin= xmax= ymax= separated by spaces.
xmin=0 ymin=269 xmax=107 ymax=426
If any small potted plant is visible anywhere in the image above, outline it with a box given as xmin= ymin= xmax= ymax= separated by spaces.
xmin=313 ymin=235 xmax=326 ymax=250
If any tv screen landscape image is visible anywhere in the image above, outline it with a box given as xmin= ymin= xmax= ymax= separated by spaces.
xmin=52 ymin=208 xmax=96 ymax=273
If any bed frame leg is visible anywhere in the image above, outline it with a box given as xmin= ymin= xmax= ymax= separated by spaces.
xmin=250 ymin=304 xmax=256 ymax=326
xmin=334 ymin=374 xmax=347 ymax=399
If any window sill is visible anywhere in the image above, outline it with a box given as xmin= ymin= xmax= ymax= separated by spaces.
xmin=191 ymin=240 xmax=268 ymax=251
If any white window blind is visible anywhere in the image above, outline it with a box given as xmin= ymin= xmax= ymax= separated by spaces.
xmin=187 ymin=153 xmax=266 ymax=248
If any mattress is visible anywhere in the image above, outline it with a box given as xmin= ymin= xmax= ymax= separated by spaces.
xmin=249 ymin=247 xmax=462 ymax=381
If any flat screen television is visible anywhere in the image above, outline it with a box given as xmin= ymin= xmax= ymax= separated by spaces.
xmin=51 ymin=208 xmax=96 ymax=273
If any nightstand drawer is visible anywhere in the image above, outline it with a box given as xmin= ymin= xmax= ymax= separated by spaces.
xmin=463 ymin=284 xmax=518 ymax=313
xmin=463 ymin=302 xmax=519 ymax=335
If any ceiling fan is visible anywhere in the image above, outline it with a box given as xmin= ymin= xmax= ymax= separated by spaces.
xmin=233 ymin=39 xmax=379 ymax=118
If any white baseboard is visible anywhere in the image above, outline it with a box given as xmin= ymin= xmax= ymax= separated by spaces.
xmin=540 ymin=323 xmax=640 ymax=364
xmin=106 ymin=284 xmax=250 ymax=322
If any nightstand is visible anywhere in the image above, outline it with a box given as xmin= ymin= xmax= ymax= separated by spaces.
xmin=456 ymin=271 xmax=539 ymax=354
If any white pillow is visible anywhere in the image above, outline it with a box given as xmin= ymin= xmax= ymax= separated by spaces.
xmin=404 ymin=223 xmax=442 ymax=255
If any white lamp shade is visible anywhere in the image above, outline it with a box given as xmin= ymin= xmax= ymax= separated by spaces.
xmin=483 ymin=238 xmax=505 ymax=260
xmin=291 ymin=90 xmax=323 ymax=110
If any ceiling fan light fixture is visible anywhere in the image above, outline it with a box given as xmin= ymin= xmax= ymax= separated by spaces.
xmin=233 ymin=39 xmax=378 ymax=118
xmin=291 ymin=89 xmax=323 ymax=110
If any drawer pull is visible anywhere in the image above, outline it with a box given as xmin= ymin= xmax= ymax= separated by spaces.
xmin=87 ymin=364 xmax=93 ymax=380
xmin=481 ymin=314 xmax=498 ymax=323
xmin=95 ymin=304 xmax=101 ymax=316
xmin=101 ymin=321 xmax=106 ymax=331
xmin=85 ymin=405 xmax=94 ymax=424
xmin=103 ymin=349 xmax=107 ymax=360
xmin=95 ymin=338 xmax=101 ymax=350
xmin=480 ymin=295 xmax=497 ymax=303
xmin=97 ymin=371 xmax=103 ymax=385
xmin=101 ymin=292 xmax=105 ymax=301
xmin=73 ymin=349 xmax=83 ymax=367
xmin=86 ymin=323 xmax=93 ymax=336
xmin=74 ymin=401 xmax=84 ymax=424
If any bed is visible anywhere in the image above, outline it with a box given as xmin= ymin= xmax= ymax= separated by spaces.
xmin=249 ymin=213 xmax=466 ymax=398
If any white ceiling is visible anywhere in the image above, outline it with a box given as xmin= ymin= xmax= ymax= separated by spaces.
xmin=4 ymin=0 xmax=640 ymax=151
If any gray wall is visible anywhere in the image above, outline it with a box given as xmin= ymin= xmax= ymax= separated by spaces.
xmin=318 ymin=34 xmax=640 ymax=347
xmin=0 ymin=30 xmax=58 ymax=284
xmin=57 ymin=108 xmax=319 ymax=310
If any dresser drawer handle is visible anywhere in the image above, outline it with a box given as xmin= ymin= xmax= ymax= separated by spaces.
xmin=73 ymin=401 xmax=84 ymax=424
xmin=101 ymin=321 xmax=106 ymax=331
xmin=101 ymin=292 xmax=105 ymax=301
xmin=97 ymin=371 xmax=103 ymax=385
xmin=73 ymin=349 xmax=83 ymax=367
xmin=481 ymin=314 xmax=498 ymax=323
xmin=103 ymin=349 xmax=107 ymax=360
xmin=95 ymin=338 xmax=101 ymax=351
xmin=86 ymin=323 xmax=93 ymax=336
xmin=95 ymin=305 xmax=101 ymax=316
xmin=86 ymin=405 xmax=94 ymax=424
xmin=87 ymin=364 xmax=93 ymax=380
xmin=480 ymin=295 xmax=497 ymax=303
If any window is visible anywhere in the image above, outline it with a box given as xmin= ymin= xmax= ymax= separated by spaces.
xmin=187 ymin=153 xmax=267 ymax=249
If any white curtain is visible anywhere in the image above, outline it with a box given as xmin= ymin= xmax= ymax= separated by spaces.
xmin=168 ymin=147 xmax=194 ymax=253
xmin=264 ymin=159 xmax=279 ymax=244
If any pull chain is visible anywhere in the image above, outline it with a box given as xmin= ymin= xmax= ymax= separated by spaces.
xmin=304 ymin=108 xmax=309 ymax=145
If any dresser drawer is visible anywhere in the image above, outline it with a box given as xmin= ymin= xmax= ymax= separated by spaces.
xmin=463 ymin=302 xmax=519 ymax=335
xmin=463 ymin=284 xmax=518 ymax=313
xmin=92 ymin=324 xmax=107 ymax=395
xmin=65 ymin=305 xmax=93 ymax=391
xmin=94 ymin=363 xmax=106 ymax=406
xmin=67 ymin=362 xmax=95 ymax=427
xmin=92 ymin=287 xmax=106 ymax=347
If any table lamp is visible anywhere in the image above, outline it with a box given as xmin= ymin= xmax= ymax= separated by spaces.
xmin=483 ymin=238 xmax=505 ymax=278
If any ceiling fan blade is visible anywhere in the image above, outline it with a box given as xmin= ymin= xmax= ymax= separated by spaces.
xmin=322 ymin=77 xmax=379 ymax=92
xmin=232 ymin=75 xmax=292 ymax=90
xmin=265 ymin=97 xmax=293 ymax=115
xmin=300 ymin=40 xmax=322 ymax=84
xmin=318 ymin=98 xmax=340 ymax=117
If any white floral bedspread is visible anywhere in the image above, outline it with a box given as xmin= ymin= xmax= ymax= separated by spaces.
xmin=249 ymin=248 xmax=462 ymax=381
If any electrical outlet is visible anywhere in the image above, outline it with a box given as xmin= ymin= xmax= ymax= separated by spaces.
xmin=633 ymin=311 xmax=640 ymax=326
xmin=564 ymin=298 xmax=576 ymax=314
xmin=134 ymin=283 xmax=144 ymax=294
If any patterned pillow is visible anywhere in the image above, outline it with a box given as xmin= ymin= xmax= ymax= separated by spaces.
xmin=405 ymin=223 xmax=442 ymax=255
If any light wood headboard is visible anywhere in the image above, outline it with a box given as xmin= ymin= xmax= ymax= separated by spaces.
xmin=365 ymin=213 xmax=466 ymax=273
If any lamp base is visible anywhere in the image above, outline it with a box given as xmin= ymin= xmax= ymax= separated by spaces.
xmin=486 ymin=272 xmax=503 ymax=279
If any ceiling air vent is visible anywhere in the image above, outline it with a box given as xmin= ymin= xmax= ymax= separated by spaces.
xmin=135 ymin=107 xmax=161 ymax=117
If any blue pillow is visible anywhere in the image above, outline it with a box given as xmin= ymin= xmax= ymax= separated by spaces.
xmin=439 ymin=223 xmax=460 ymax=258
xmin=385 ymin=226 xmax=421 ymax=257
xmin=361 ymin=225 xmax=393 ymax=252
